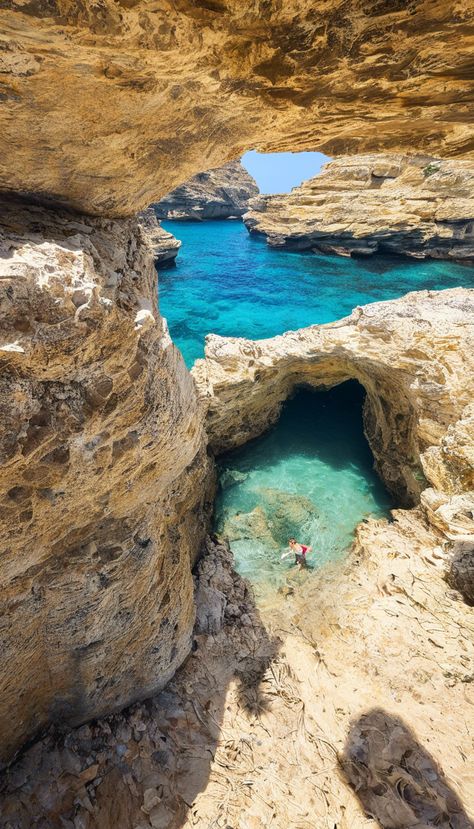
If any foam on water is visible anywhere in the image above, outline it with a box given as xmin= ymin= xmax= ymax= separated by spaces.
xmin=159 ymin=219 xmax=474 ymax=367
xmin=214 ymin=383 xmax=392 ymax=587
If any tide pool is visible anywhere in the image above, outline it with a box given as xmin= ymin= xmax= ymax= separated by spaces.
xmin=214 ymin=383 xmax=392 ymax=588
xmin=159 ymin=219 xmax=474 ymax=367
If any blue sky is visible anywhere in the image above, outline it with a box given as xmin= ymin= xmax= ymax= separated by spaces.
xmin=242 ymin=150 xmax=329 ymax=194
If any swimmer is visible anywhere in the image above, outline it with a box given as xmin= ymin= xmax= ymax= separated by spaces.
xmin=281 ymin=538 xmax=313 ymax=570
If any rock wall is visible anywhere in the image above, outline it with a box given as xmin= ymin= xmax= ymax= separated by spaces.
xmin=1 ymin=2 xmax=474 ymax=215
xmin=243 ymin=154 xmax=474 ymax=260
xmin=0 ymin=198 xmax=214 ymax=766
xmin=154 ymin=161 xmax=259 ymax=221
xmin=193 ymin=289 xmax=474 ymax=507
xmin=138 ymin=208 xmax=181 ymax=264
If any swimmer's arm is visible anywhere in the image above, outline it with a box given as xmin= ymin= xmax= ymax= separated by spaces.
xmin=280 ymin=550 xmax=293 ymax=560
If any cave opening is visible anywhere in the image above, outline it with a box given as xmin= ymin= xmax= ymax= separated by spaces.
xmin=213 ymin=381 xmax=392 ymax=592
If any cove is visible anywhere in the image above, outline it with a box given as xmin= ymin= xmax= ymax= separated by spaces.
xmin=159 ymin=219 xmax=474 ymax=367
xmin=214 ymin=382 xmax=392 ymax=591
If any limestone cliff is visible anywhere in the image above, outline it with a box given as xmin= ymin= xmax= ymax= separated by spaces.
xmin=193 ymin=289 xmax=474 ymax=509
xmin=138 ymin=208 xmax=181 ymax=264
xmin=0 ymin=198 xmax=214 ymax=766
xmin=0 ymin=2 xmax=474 ymax=215
xmin=154 ymin=161 xmax=259 ymax=221
xmin=243 ymin=154 xmax=474 ymax=260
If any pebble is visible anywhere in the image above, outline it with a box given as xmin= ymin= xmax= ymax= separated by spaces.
xmin=142 ymin=787 xmax=162 ymax=814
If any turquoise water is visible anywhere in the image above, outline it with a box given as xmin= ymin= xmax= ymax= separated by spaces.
xmin=158 ymin=219 xmax=473 ymax=585
xmin=159 ymin=219 xmax=474 ymax=367
xmin=214 ymin=383 xmax=392 ymax=588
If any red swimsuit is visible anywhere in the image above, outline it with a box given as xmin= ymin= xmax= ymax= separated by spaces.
xmin=294 ymin=544 xmax=309 ymax=564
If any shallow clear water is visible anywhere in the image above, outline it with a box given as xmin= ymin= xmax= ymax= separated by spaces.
xmin=159 ymin=219 xmax=473 ymax=585
xmin=214 ymin=383 xmax=392 ymax=588
xmin=159 ymin=219 xmax=474 ymax=367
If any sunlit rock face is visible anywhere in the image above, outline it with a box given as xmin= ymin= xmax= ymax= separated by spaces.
xmin=193 ymin=289 xmax=474 ymax=508
xmin=154 ymin=161 xmax=259 ymax=221
xmin=0 ymin=2 xmax=473 ymax=215
xmin=0 ymin=198 xmax=214 ymax=766
xmin=243 ymin=154 xmax=474 ymax=260
xmin=138 ymin=208 xmax=181 ymax=264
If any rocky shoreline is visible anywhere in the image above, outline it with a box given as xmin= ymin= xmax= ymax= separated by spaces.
xmin=243 ymin=154 xmax=474 ymax=261
xmin=2 ymin=529 xmax=472 ymax=828
xmin=138 ymin=209 xmax=181 ymax=265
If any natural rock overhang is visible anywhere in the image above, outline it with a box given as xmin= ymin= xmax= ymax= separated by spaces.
xmin=1 ymin=2 xmax=474 ymax=215
xmin=193 ymin=288 xmax=474 ymax=508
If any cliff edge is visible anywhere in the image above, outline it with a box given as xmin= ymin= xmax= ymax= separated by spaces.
xmin=244 ymin=154 xmax=474 ymax=260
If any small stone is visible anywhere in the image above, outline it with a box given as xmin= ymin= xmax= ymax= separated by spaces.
xmin=79 ymin=763 xmax=99 ymax=783
xmin=148 ymin=805 xmax=174 ymax=829
xmin=141 ymin=787 xmax=161 ymax=815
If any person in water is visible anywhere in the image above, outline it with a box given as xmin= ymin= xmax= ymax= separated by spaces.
xmin=281 ymin=538 xmax=312 ymax=570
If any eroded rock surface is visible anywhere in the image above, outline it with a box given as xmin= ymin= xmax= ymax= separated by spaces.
xmin=154 ymin=161 xmax=259 ymax=221
xmin=1 ymin=533 xmax=473 ymax=829
xmin=138 ymin=208 xmax=181 ymax=264
xmin=1 ymin=3 xmax=474 ymax=214
xmin=244 ymin=154 xmax=474 ymax=260
xmin=194 ymin=288 xmax=474 ymax=509
xmin=0 ymin=198 xmax=214 ymax=766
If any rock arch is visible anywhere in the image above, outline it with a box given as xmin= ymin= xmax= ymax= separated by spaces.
xmin=193 ymin=290 xmax=474 ymax=507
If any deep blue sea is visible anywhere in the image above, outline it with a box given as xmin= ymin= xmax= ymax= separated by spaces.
xmin=160 ymin=219 xmax=474 ymax=368
xmin=159 ymin=219 xmax=473 ymax=587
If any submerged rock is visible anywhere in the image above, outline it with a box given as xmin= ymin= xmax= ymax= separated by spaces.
xmin=219 ymin=468 xmax=249 ymax=490
xmin=138 ymin=207 xmax=181 ymax=264
xmin=220 ymin=489 xmax=318 ymax=557
xmin=257 ymin=488 xmax=318 ymax=546
xmin=222 ymin=505 xmax=278 ymax=550
xmin=243 ymin=154 xmax=474 ymax=261
xmin=154 ymin=161 xmax=259 ymax=221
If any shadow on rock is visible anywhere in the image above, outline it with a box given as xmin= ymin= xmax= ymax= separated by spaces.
xmin=340 ymin=708 xmax=473 ymax=829
xmin=0 ymin=537 xmax=281 ymax=829
xmin=446 ymin=542 xmax=474 ymax=606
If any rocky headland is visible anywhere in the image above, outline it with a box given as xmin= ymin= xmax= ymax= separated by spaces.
xmin=243 ymin=154 xmax=474 ymax=260
xmin=138 ymin=209 xmax=181 ymax=265
xmin=194 ymin=289 xmax=474 ymax=510
xmin=153 ymin=161 xmax=259 ymax=221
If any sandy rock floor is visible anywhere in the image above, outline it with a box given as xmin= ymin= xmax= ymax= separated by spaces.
xmin=1 ymin=527 xmax=473 ymax=829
